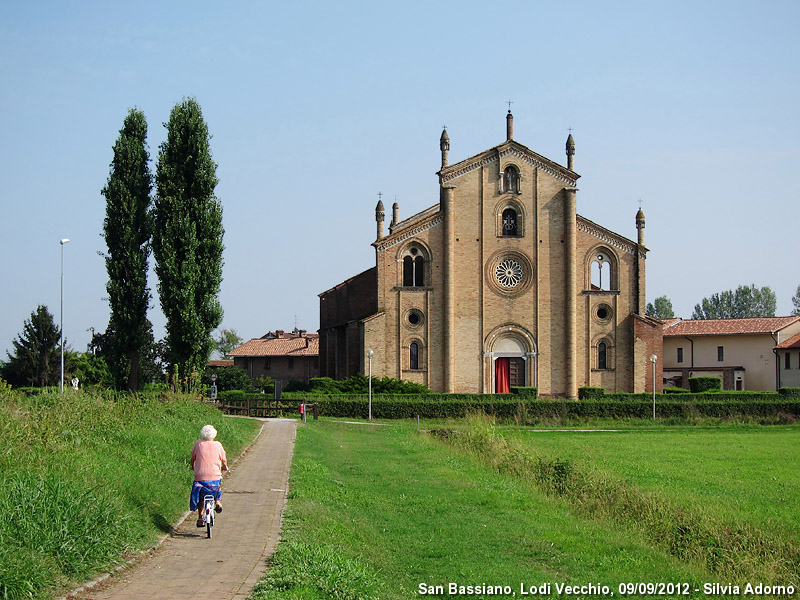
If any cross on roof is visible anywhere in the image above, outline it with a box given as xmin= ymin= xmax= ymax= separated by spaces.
xmin=506 ymin=100 xmax=513 ymax=111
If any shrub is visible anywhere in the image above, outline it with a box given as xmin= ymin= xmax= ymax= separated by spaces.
xmin=284 ymin=379 xmax=309 ymax=393
xmin=778 ymin=387 xmax=800 ymax=398
xmin=689 ymin=377 xmax=722 ymax=393
xmin=663 ymin=387 xmax=690 ymax=394
xmin=205 ymin=365 xmax=257 ymax=393
xmin=510 ymin=386 xmax=538 ymax=398
xmin=306 ymin=375 xmax=430 ymax=395
xmin=578 ymin=386 xmax=605 ymax=399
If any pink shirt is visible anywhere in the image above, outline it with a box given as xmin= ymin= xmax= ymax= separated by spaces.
xmin=191 ymin=440 xmax=228 ymax=481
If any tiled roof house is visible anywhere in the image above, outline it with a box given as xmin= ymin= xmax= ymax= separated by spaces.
xmin=662 ymin=316 xmax=800 ymax=390
xmin=228 ymin=329 xmax=320 ymax=390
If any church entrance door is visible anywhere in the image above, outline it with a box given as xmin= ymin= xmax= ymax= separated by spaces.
xmin=494 ymin=356 xmax=525 ymax=393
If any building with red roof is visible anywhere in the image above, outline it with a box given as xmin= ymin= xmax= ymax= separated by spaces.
xmin=662 ymin=316 xmax=800 ymax=390
xmin=228 ymin=329 xmax=319 ymax=391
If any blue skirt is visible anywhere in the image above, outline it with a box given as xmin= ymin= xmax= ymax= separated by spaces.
xmin=190 ymin=480 xmax=221 ymax=511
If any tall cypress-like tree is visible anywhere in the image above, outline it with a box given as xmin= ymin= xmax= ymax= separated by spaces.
xmin=153 ymin=98 xmax=224 ymax=378
xmin=102 ymin=108 xmax=153 ymax=390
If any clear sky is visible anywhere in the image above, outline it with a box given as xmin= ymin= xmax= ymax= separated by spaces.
xmin=2 ymin=0 xmax=799 ymax=357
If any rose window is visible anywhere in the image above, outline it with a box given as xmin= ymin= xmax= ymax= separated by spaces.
xmin=495 ymin=259 xmax=524 ymax=288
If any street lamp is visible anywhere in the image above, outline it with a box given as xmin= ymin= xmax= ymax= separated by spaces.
xmin=367 ymin=349 xmax=374 ymax=421
xmin=650 ymin=354 xmax=658 ymax=419
xmin=60 ymin=238 xmax=70 ymax=392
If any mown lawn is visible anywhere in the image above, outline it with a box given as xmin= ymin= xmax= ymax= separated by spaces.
xmin=510 ymin=425 xmax=800 ymax=538
xmin=251 ymin=420 xmax=723 ymax=599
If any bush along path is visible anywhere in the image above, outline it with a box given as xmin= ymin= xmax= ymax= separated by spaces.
xmin=70 ymin=418 xmax=296 ymax=600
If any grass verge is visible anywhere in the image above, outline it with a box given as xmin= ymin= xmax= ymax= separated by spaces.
xmin=0 ymin=388 xmax=261 ymax=600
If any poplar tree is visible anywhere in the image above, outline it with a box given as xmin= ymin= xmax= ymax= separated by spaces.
xmin=153 ymin=98 xmax=224 ymax=378
xmin=692 ymin=284 xmax=777 ymax=319
xmin=101 ymin=108 xmax=153 ymax=390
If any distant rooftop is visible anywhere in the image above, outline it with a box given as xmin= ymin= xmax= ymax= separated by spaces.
xmin=228 ymin=328 xmax=319 ymax=357
xmin=663 ymin=316 xmax=800 ymax=337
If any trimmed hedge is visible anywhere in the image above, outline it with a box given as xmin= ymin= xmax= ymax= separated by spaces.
xmin=578 ymin=387 xmax=605 ymax=399
xmin=292 ymin=394 xmax=521 ymax=419
xmin=779 ymin=387 xmax=800 ymax=398
xmin=689 ymin=377 xmax=722 ymax=393
xmin=277 ymin=392 xmax=800 ymax=420
xmin=510 ymin=386 xmax=538 ymax=398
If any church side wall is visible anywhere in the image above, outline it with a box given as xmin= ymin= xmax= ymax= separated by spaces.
xmin=576 ymin=228 xmax=641 ymax=392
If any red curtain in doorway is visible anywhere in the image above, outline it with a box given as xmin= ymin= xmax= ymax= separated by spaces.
xmin=495 ymin=357 xmax=510 ymax=393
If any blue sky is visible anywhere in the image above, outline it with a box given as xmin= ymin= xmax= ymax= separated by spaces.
xmin=2 ymin=0 xmax=799 ymax=356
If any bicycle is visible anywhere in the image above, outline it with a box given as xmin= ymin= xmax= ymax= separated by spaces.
xmin=202 ymin=493 xmax=216 ymax=538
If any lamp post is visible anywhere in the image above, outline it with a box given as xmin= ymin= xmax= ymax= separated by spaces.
xmin=367 ymin=349 xmax=374 ymax=421
xmin=650 ymin=354 xmax=658 ymax=419
xmin=60 ymin=238 xmax=70 ymax=392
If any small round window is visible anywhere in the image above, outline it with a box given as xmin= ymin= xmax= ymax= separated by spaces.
xmin=594 ymin=304 xmax=612 ymax=323
xmin=407 ymin=309 xmax=424 ymax=328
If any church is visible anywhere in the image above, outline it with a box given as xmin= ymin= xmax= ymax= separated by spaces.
xmin=319 ymin=112 xmax=662 ymax=397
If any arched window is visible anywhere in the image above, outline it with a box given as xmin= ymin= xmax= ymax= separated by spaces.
xmin=402 ymin=247 xmax=425 ymax=286
xmin=503 ymin=165 xmax=520 ymax=194
xmin=501 ymin=208 xmax=518 ymax=237
xmin=410 ymin=342 xmax=419 ymax=370
xmin=590 ymin=250 xmax=614 ymax=290
xmin=598 ymin=342 xmax=607 ymax=370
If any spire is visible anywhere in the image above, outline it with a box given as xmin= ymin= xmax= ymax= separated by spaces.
xmin=636 ymin=204 xmax=645 ymax=246
xmin=506 ymin=110 xmax=514 ymax=141
xmin=440 ymin=127 xmax=450 ymax=168
xmin=375 ymin=193 xmax=385 ymax=240
xmin=566 ymin=131 xmax=575 ymax=170
xmin=392 ymin=201 xmax=399 ymax=229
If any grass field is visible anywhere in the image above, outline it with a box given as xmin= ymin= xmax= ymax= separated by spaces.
xmin=248 ymin=418 xmax=800 ymax=599
xmin=0 ymin=389 xmax=262 ymax=600
xmin=510 ymin=425 xmax=800 ymax=536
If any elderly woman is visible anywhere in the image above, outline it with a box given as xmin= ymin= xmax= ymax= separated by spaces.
xmin=190 ymin=424 xmax=229 ymax=527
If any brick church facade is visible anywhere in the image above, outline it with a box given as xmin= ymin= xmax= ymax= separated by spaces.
xmin=319 ymin=113 xmax=662 ymax=397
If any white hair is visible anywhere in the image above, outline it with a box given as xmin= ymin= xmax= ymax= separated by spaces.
xmin=200 ymin=425 xmax=217 ymax=441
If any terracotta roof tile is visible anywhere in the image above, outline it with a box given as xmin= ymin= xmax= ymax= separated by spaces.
xmin=228 ymin=333 xmax=319 ymax=357
xmin=207 ymin=359 xmax=234 ymax=367
xmin=663 ymin=316 xmax=800 ymax=337
xmin=776 ymin=332 xmax=800 ymax=350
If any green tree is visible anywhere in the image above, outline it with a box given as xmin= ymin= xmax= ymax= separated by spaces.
xmin=101 ymin=108 xmax=153 ymax=391
xmin=93 ymin=321 xmax=164 ymax=388
xmin=692 ymin=284 xmax=777 ymax=319
xmin=65 ymin=351 xmax=113 ymax=388
xmin=646 ymin=295 xmax=675 ymax=319
xmin=792 ymin=284 xmax=800 ymax=316
xmin=2 ymin=306 xmax=61 ymax=387
xmin=214 ymin=328 xmax=242 ymax=358
xmin=153 ymin=98 xmax=224 ymax=379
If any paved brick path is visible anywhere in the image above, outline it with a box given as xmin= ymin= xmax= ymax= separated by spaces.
xmin=73 ymin=419 xmax=296 ymax=600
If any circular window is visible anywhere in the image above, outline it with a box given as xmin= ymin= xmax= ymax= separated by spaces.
xmin=495 ymin=259 xmax=523 ymax=288
xmin=406 ymin=309 xmax=424 ymax=328
xmin=486 ymin=251 xmax=533 ymax=298
xmin=594 ymin=304 xmax=612 ymax=323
